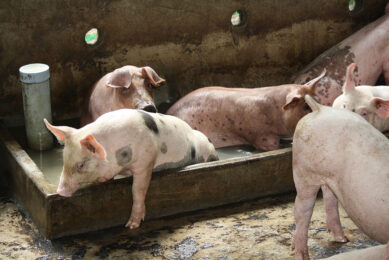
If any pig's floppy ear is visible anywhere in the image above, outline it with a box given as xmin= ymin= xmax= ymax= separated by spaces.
xmin=43 ymin=118 xmax=74 ymax=143
xmin=106 ymin=68 xmax=132 ymax=89
xmin=371 ymin=97 xmax=389 ymax=119
xmin=80 ymin=135 xmax=106 ymax=160
xmin=283 ymin=92 xmax=303 ymax=110
xmin=342 ymin=63 xmax=357 ymax=94
xmin=142 ymin=67 xmax=165 ymax=87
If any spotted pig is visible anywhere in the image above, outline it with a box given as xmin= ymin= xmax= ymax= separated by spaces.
xmin=292 ymin=4 xmax=389 ymax=106
xmin=167 ymin=71 xmax=325 ymax=151
xmin=44 ymin=109 xmax=218 ymax=229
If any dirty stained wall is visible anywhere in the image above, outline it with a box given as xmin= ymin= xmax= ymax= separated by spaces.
xmin=0 ymin=0 xmax=387 ymax=122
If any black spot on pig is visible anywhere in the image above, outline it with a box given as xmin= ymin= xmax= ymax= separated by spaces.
xmin=116 ymin=145 xmax=132 ymax=166
xmin=191 ymin=146 xmax=196 ymax=159
xmin=160 ymin=142 xmax=168 ymax=154
xmin=226 ymin=116 xmax=235 ymax=125
xmin=139 ymin=111 xmax=159 ymax=134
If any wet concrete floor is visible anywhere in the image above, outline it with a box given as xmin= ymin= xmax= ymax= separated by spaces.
xmin=0 ymin=190 xmax=380 ymax=259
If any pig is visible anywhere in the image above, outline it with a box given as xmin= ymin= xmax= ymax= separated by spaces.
xmin=292 ymin=95 xmax=389 ymax=260
xmin=80 ymin=65 xmax=165 ymax=126
xmin=166 ymin=71 xmax=325 ymax=151
xmin=292 ymin=4 xmax=389 ymax=106
xmin=44 ymin=109 xmax=218 ymax=229
xmin=322 ymin=244 xmax=387 ymax=260
xmin=333 ymin=63 xmax=389 ymax=132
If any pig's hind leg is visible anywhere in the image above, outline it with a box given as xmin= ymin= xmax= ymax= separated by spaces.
xmin=322 ymin=184 xmax=348 ymax=243
xmin=292 ymin=169 xmax=321 ymax=260
xmin=125 ymin=161 xmax=154 ymax=229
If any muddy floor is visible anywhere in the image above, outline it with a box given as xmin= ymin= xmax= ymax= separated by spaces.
xmin=0 ymin=191 xmax=380 ymax=260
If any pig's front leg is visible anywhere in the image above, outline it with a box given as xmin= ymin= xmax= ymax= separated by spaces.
xmin=322 ymin=184 xmax=348 ymax=243
xmin=292 ymin=178 xmax=320 ymax=260
xmin=254 ymin=134 xmax=280 ymax=151
xmin=385 ymin=243 xmax=389 ymax=260
xmin=125 ymin=164 xmax=154 ymax=229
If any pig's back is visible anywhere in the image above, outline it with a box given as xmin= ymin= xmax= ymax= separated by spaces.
xmin=167 ymin=86 xmax=266 ymax=117
xmin=294 ymin=107 xmax=389 ymax=243
xmin=368 ymin=85 xmax=389 ymax=98
xmin=150 ymin=113 xmax=215 ymax=171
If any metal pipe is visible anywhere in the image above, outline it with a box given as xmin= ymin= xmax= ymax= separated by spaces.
xmin=19 ymin=63 xmax=53 ymax=150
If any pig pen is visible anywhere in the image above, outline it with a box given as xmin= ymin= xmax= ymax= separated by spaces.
xmin=0 ymin=0 xmax=386 ymax=247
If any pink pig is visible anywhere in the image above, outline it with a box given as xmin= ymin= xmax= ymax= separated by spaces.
xmin=44 ymin=109 xmax=217 ymax=228
xmin=322 ymin=244 xmax=387 ymax=260
xmin=81 ymin=65 xmax=165 ymax=126
xmin=333 ymin=63 xmax=389 ymax=132
xmin=292 ymin=95 xmax=389 ymax=260
xmin=292 ymin=5 xmax=389 ymax=106
xmin=167 ymin=71 xmax=325 ymax=151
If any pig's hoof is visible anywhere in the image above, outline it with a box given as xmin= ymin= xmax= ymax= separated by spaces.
xmin=125 ymin=220 xmax=140 ymax=229
xmin=334 ymin=235 xmax=349 ymax=243
xmin=294 ymin=250 xmax=310 ymax=260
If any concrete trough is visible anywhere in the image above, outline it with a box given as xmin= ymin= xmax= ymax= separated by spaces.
xmin=0 ymin=125 xmax=293 ymax=239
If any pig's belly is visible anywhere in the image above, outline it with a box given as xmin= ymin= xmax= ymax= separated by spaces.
xmin=207 ymin=132 xmax=249 ymax=148
xmin=153 ymin=153 xmax=195 ymax=172
xmin=190 ymin=125 xmax=249 ymax=148
xmin=152 ymin=140 xmax=198 ymax=172
xmin=332 ymin=177 xmax=389 ymax=243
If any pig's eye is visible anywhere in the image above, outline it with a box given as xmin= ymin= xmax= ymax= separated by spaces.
xmin=360 ymin=111 xmax=368 ymax=117
xmin=303 ymin=103 xmax=311 ymax=111
xmin=343 ymin=104 xmax=346 ymax=109
xmin=76 ymin=158 xmax=89 ymax=172
xmin=76 ymin=162 xmax=85 ymax=172
xmin=144 ymin=79 xmax=155 ymax=89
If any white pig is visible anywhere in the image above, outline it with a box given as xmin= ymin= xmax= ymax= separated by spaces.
xmin=333 ymin=63 xmax=389 ymax=131
xmin=44 ymin=109 xmax=218 ymax=229
xmin=322 ymin=244 xmax=387 ymax=260
xmin=292 ymin=95 xmax=389 ymax=260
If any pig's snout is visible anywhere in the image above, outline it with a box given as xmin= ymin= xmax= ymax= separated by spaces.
xmin=57 ymin=186 xmax=73 ymax=197
xmin=140 ymin=104 xmax=157 ymax=113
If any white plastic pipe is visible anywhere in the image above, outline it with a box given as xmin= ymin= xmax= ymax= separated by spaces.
xmin=19 ymin=63 xmax=53 ymax=150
